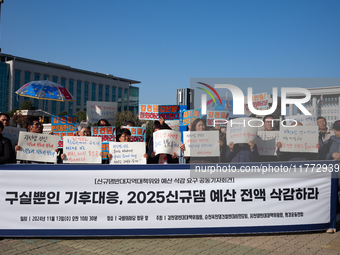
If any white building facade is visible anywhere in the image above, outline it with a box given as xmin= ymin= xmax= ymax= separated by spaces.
xmin=0 ymin=53 xmax=140 ymax=115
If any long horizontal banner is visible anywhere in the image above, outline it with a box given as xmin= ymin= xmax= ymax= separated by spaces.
xmin=0 ymin=162 xmax=336 ymax=237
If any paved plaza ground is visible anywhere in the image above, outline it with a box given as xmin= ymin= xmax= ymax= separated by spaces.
xmin=1 ymin=229 xmax=340 ymax=255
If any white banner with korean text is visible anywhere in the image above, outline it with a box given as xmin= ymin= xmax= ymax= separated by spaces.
xmin=16 ymin=132 xmax=59 ymax=163
xmin=0 ymin=164 xmax=333 ymax=236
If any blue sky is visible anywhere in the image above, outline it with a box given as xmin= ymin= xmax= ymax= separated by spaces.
xmin=1 ymin=0 xmax=339 ymax=106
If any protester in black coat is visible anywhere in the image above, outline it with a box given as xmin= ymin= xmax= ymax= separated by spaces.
xmin=0 ymin=121 xmax=14 ymax=164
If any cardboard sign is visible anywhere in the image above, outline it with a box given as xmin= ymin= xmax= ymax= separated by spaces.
xmin=206 ymin=110 xmax=229 ymax=127
xmin=91 ymin=126 xmax=116 ymax=160
xmin=122 ymin=126 xmax=146 ymax=142
xmin=182 ymin=109 xmax=201 ymax=126
xmin=2 ymin=126 xmax=26 ymax=149
xmin=51 ymin=115 xmax=77 ymax=148
xmin=252 ymin=92 xmax=268 ymax=108
xmin=109 ymin=142 xmax=146 ymax=164
xmin=286 ymin=115 xmax=317 ymax=126
xmin=153 ymin=130 xmax=181 ymax=155
xmin=279 ymin=126 xmax=318 ymax=153
xmin=164 ymin=120 xmax=180 ymax=132
xmin=91 ymin=126 xmax=116 ymax=143
xmin=183 ymin=131 xmax=219 ymax=157
xmin=227 ymin=118 xmax=258 ymax=144
xmin=63 ymin=136 xmax=102 ymax=164
xmin=139 ymin=104 xmax=180 ymax=120
xmin=255 ymin=131 xmax=280 ymax=156
xmin=17 ymin=132 xmax=59 ymax=163
xmin=87 ymin=101 xmax=117 ymax=125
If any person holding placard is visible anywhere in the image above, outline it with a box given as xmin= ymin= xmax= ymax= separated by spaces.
xmin=180 ymin=118 xmax=222 ymax=163
xmin=15 ymin=117 xmax=43 ymax=154
xmin=276 ymin=122 xmax=320 ymax=161
xmin=147 ymin=120 xmax=178 ymax=164
xmin=60 ymin=121 xmax=102 ymax=162
xmin=257 ymin=115 xmax=279 ymax=162
xmin=0 ymin=121 xmax=14 ymax=164
xmin=15 ymin=117 xmax=59 ymax=164
xmin=319 ymin=120 xmax=340 ymax=161
xmin=225 ymin=141 xmax=260 ymax=163
xmin=105 ymin=128 xmax=147 ymax=164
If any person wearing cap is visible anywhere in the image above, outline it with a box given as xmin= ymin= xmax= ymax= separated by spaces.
xmin=319 ymin=120 xmax=340 ymax=161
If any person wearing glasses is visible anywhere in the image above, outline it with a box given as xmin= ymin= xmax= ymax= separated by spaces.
xmin=15 ymin=117 xmax=58 ymax=164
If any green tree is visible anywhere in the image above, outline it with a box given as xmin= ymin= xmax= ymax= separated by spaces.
xmin=58 ymin=111 xmax=68 ymax=116
xmin=20 ymin=100 xmax=37 ymax=110
xmin=115 ymin=111 xmax=144 ymax=129
xmin=76 ymin=110 xmax=86 ymax=123
xmin=8 ymin=108 xmax=19 ymax=118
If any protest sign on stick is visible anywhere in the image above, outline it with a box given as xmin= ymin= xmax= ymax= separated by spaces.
xmin=109 ymin=142 xmax=146 ymax=164
xmin=139 ymin=104 xmax=179 ymax=120
xmin=87 ymin=101 xmax=117 ymax=125
xmin=153 ymin=130 xmax=181 ymax=156
xmin=91 ymin=126 xmax=116 ymax=160
xmin=51 ymin=115 xmax=77 ymax=148
xmin=122 ymin=126 xmax=146 ymax=142
xmin=17 ymin=132 xmax=59 ymax=163
xmin=183 ymin=131 xmax=219 ymax=157
xmin=182 ymin=109 xmax=201 ymax=126
xmin=63 ymin=136 xmax=102 ymax=164
xmin=206 ymin=110 xmax=229 ymax=127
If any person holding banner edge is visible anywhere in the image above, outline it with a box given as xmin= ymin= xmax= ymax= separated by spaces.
xmin=180 ymin=118 xmax=222 ymax=163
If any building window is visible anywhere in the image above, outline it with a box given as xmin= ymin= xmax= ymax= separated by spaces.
xmin=76 ymin=80 xmax=82 ymax=111
xmin=60 ymin=78 xmax=66 ymax=112
xmin=14 ymin=70 xmax=21 ymax=109
xmin=0 ymin=63 xmax=9 ymax=113
xmin=112 ymin=87 xmax=116 ymax=102
xmin=118 ymin=88 xmax=122 ymax=112
xmin=105 ymin=86 xmax=110 ymax=102
xmin=124 ymin=88 xmax=128 ymax=111
xmin=84 ymin=82 xmax=89 ymax=111
xmin=68 ymin=80 xmax=74 ymax=115
xmin=92 ymin=83 xmax=96 ymax=101
xmin=24 ymin=72 xmax=31 ymax=84
xmin=98 ymin=84 xmax=103 ymax=101
xmin=129 ymin=86 xmax=139 ymax=114
xmin=44 ymin=75 xmax=49 ymax=80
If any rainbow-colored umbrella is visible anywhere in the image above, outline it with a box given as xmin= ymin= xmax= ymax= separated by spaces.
xmin=15 ymin=80 xmax=75 ymax=101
